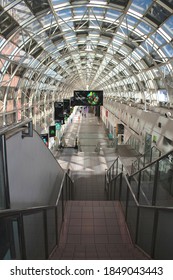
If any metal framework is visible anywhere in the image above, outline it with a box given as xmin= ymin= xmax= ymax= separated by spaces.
xmin=0 ymin=0 xmax=173 ymax=126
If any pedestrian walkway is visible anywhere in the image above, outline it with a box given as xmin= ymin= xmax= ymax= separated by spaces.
xmin=50 ymin=111 xmax=148 ymax=259
xmin=50 ymin=201 xmax=148 ymax=260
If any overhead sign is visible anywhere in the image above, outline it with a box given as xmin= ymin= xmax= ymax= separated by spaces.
xmin=49 ymin=125 xmax=56 ymax=137
xmin=74 ymin=91 xmax=103 ymax=106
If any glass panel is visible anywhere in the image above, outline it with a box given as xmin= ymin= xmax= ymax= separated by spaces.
xmin=114 ymin=175 xmax=121 ymax=200
xmin=120 ymin=176 xmax=127 ymax=214
xmin=130 ymin=174 xmax=139 ymax=200
xmin=137 ymin=207 xmax=154 ymax=256
xmin=126 ymin=191 xmax=138 ymax=243
xmin=12 ymin=220 xmax=21 ymax=260
xmin=109 ymin=180 xmax=114 ymax=200
xmin=129 ymin=0 xmax=152 ymax=15
xmin=0 ymin=136 xmax=6 ymax=209
xmin=139 ymin=162 xmax=156 ymax=205
xmin=155 ymin=210 xmax=173 ymax=259
xmin=157 ymin=153 xmax=173 ymax=206
xmin=0 ymin=218 xmax=12 ymax=259
xmin=46 ymin=208 xmax=56 ymax=256
xmin=23 ymin=212 xmax=45 ymax=260
xmin=63 ymin=177 xmax=67 ymax=204
xmin=0 ymin=217 xmax=20 ymax=259
xmin=57 ymin=193 xmax=63 ymax=239
xmin=151 ymin=146 xmax=161 ymax=162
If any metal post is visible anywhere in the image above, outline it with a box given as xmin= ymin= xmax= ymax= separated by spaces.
xmin=137 ymin=171 xmax=141 ymax=203
xmin=151 ymin=209 xmax=159 ymax=259
xmin=18 ymin=214 xmax=27 ymax=259
xmin=152 ymin=161 xmax=159 ymax=206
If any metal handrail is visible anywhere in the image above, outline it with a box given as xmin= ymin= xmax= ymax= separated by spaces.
xmin=0 ymin=170 xmax=74 ymax=259
xmin=107 ymin=156 xmax=119 ymax=173
xmin=0 ymin=171 xmax=73 ymax=218
xmin=0 ymin=205 xmax=55 ymax=218
xmin=0 ymin=119 xmax=32 ymax=136
xmin=130 ymin=148 xmax=173 ymax=177
xmin=55 ymin=172 xmax=66 ymax=206
xmin=131 ymin=146 xmax=162 ymax=173
xmin=109 ymin=171 xmax=173 ymax=259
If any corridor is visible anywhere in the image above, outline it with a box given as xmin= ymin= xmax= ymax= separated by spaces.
xmin=50 ymin=112 xmax=148 ymax=260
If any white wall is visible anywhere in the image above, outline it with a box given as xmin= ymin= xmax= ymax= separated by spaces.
xmin=6 ymin=130 xmax=64 ymax=208
xmin=103 ymin=100 xmax=173 ymax=155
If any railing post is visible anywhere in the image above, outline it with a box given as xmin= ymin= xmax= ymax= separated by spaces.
xmin=55 ymin=207 xmax=58 ymax=246
xmin=62 ymin=175 xmax=65 ymax=222
xmin=116 ymin=158 xmax=118 ymax=176
xmin=119 ymin=173 xmax=122 ymax=200
xmin=18 ymin=214 xmax=27 ymax=259
xmin=105 ymin=169 xmax=107 ymax=191
xmin=125 ymin=182 xmax=129 ymax=221
xmin=137 ymin=171 xmax=141 ymax=203
xmin=151 ymin=208 xmax=159 ymax=259
xmin=152 ymin=161 xmax=159 ymax=206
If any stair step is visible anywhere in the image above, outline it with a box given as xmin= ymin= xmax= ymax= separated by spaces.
xmin=50 ymin=201 xmax=148 ymax=260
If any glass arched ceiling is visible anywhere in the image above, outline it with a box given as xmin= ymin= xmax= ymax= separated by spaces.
xmin=1 ymin=0 xmax=173 ymax=123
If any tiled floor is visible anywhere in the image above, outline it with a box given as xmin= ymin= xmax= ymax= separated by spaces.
xmin=50 ymin=111 xmax=148 ymax=260
xmin=50 ymin=201 xmax=148 ymax=260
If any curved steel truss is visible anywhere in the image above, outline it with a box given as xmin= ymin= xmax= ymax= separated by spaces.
xmin=0 ymin=0 xmax=173 ymax=125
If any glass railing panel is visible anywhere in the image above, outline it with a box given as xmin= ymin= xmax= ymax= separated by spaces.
xmin=114 ymin=174 xmax=121 ymax=200
xmin=0 ymin=217 xmax=21 ymax=260
xmin=118 ymin=158 xmax=123 ymax=174
xmin=126 ymin=191 xmax=138 ymax=243
xmin=157 ymin=153 xmax=173 ymax=206
xmin=137 ymin=207 xmax=154 ymax=256
xmin=0 ymin=218 xmax=12 ymax=259
xmin=109 ymin=180 xmax=115 ymax=200
xmin=144 ymin=150 xmax=151 ymax=166
xmin=151 ymin=147 xmax=161 ymax=162
xmin=66 ymin=175 xmax=73 ymax=201
xmin=139 ymin=157 xmax=145 ymax=170
xmin=23 ymin=211 xmax=46 ymax=259
xmin=46 ymin=208 xmax=56 ymax=256
xmin=130 ymin=174 xmax=139 ymax=200
xmin=63 ymin=177 xmax=67 ymax=205
xmin=12 ymin=219 xmax=21 ymax=259
xmin=154 ymin=210 xmax=173 ymax=259
xmin=120 ymin=176 xmax=127 ymax=214
xmin=139 ymin=162 xmax=156 ymax=205
xmin=57 ymin=192 xmax=63 ymax=239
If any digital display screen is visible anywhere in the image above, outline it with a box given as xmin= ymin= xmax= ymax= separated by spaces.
xmin=54 ymin=101 xmax=63 ymax=120
xmin=63 ymin=99 xmax=70 ymax=109
xmin=117 ymin=124 xmax=124 ymax=134
xmin=70 ymin=96 xmax=75 ymax=107
xmin=63 ymin=99 xmax=70 ymax=115
xmin=49 ymin=125 xmax=56 ymax=137
xmin=56 ymin=115 xmax=65 ymax=124
xmin=74 ymin=91 xmax=103 ymax=106
xmin=41 ymin=134 xmax=48 ymax=147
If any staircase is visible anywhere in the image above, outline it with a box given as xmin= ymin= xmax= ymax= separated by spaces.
xmin=50 ymin=200 xmax=147 ymax=260
xmin=50 ymin=113 xmax=148 ymax=260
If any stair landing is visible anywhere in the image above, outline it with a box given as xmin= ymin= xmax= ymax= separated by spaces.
xmin=50 ymin=201 xmax=148 ymax=260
